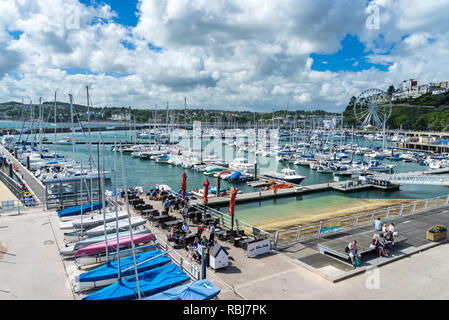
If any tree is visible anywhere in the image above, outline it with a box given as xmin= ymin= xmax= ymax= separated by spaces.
xmin=387 ymin=85 xmax=395 ymax=98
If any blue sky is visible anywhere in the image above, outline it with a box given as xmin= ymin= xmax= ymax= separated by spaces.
xmin=311 ymin=34 xmax=392 ymax=72
xmin=2 ymin=0 xmax=448 ymax=112
xmin=80 ymin=0 xmax=140 ymax=26
xmin=80 ymin=2 xmax=390 ymax=74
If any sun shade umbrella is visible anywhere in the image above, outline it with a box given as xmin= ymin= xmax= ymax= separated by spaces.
xmin=202 ymin=178 xmax=210 ymax=204
xmin=181 ymin=172 xmax=187 ymax=197
xmin=229 ymin=187 xmax=237 ymax=230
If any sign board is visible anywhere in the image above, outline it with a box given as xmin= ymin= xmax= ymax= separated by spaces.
xmin=320 ymin=222 xmax=342 ymax=234
xmin=247 ymin=239 xmax=270 ymax=258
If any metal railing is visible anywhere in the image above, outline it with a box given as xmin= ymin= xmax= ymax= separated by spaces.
xmin=0 ymin=199 xmax=43 ymax=215
xmin=156 ymin=238 xmax=200 ymax=280
xmin=193 ymin=202 xmax=271 ymax=242
xmin=168 ymin=190 xmax=271 ymax=242
xmin=0 ymin=169 xmax=24 ymax=200
xmin=272 ymin=194 xmax=449 ymax=250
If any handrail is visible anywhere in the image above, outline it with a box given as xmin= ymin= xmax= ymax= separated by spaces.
xmin=273 ymin=193 xmax=449 ymax=250
xmin=167 ymin=190 xmax=271 ymax=242
xmin=156 ymin=237 xmax=200 ymax=280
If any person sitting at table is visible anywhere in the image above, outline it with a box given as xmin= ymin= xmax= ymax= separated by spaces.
xmin=168 ymin=227 xmax=177 ymax=242
xmin=195 ymin=211 xmax=203 ymax=223
xmin=200 ymin=235 xmax=209 ymax=246
xmin=181 ymin=222 xmax=190 ymax=233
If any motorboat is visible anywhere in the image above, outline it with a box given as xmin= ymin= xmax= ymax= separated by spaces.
xmin=263 ymin=168 xmax=305 ymax=184
xmin=229 ymin=158 xmax=255 ymax=174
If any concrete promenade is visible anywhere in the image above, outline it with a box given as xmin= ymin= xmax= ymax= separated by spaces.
xmin=1 ymin=202 xmax=449 ymax=300
xmin=0 ymin=209 xmax=74 ymax=300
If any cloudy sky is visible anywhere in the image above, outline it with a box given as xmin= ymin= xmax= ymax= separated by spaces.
xmin=1 ymin=0 xmax=448 ymax=112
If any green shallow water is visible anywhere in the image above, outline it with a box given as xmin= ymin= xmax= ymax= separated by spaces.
xmin=216 ymin=194 xmax=367 ymax=227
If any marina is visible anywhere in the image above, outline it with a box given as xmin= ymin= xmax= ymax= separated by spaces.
xmin=2 ymin=0 xmax=449 ymax=304
xmin=1 ymin=101 xmax=449 ymax=302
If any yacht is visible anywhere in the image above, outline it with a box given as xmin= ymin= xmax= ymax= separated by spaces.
xmin=264 ymin=168 xmax=305 ymax=185
xmin=229 ymin=158 xmax=255 ymax=174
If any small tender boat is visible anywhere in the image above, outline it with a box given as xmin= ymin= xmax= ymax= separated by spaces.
xmin=144 ymin=279 xmax=221 ymax=300
xmin=64 ymin=216 xmax=146 ymax=243
xmin=60 ymin=229 xmax=152 ymax=257
xmin=262 ymin=183 xmax=292 ymax=191
xmin=59 ymin=210 xmax=129 ymax=230
xmin=57 ymin=201 xmax=104 ymax=218
xmin=55 ymin=137 xmax=75 ymax=145
xmin=83 ymin=264 xmax=190 ymax=300
xmin=75 ymin=233 xmax=156 ymax=267
xmin=75 ymin=250 xmax=172 ymax=292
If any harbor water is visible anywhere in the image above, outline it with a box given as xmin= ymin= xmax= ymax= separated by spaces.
xmin=11 ymin=127 xmax=449 ymax=228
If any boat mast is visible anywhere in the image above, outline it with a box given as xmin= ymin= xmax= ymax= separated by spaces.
xmin=113 ymin=137 xmax=121 ymax=280
xmin=98 ymin=142 xmax=109 ymax=262
xmin=38 ymin=97 xmax=43 ymax=154
xmin=87 ymin=86 xmax=93 ymax=208
xmin=184 ymin=97 xmax=187 ymax=130
xmin=120 ymin=146 xmax=141 ymax=299
xmin=80 ymin=160 xmax=84 ymax=237
xmin=69 ymin=94 xmax=75 ymax=162
xmin=54 ymin=92 xmax=57 ymax=156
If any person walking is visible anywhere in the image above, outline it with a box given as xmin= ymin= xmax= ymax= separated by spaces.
xmin=163 ymin=198 xmax=171 ymax=215
xmin=209 ymin=222 xmax=216 ymax=244
xmin=181 ymin=204 xmax=189 ymax=222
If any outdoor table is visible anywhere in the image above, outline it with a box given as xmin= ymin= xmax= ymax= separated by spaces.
xmin=164 ymin=220 xmax=183 ymax=228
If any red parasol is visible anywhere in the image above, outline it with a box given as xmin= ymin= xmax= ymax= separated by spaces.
xmin=229 ymin=187 xmax=237 ymax=217
xmin=202 ymin=178 xmax=210 ymax=204
xmin=181 ymin=172 xmax=187 ymax=196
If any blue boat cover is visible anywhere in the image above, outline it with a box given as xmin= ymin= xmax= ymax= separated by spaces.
xmin=229 ymin=171 xmax=241 ymax=180
xmin=83 ymin=264 xmax=190 ymax=300
xmin=57 ymin=201 xmax=103 ymax=217
xmin=144 ymin=279 xmax=220 ymax=300
xmin=78 ymin=250 xmax=171 ymax=283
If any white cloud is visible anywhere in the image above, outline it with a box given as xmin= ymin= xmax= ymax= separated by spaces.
xmin=0 ymin=0 xmax=448 ymax=112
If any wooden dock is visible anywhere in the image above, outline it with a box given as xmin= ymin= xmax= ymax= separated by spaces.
xmin=195 ymin=178 xmax=400 ymax=207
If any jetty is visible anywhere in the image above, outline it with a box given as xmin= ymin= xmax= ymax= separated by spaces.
xmin=195 ymin=179 xmax=399 ymax=207
xmin=0 ymin=145 xmax=45 ymax=204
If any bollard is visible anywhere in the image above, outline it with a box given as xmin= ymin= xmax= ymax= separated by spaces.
xmin=201 ymin=247 xmax=206 ymax=280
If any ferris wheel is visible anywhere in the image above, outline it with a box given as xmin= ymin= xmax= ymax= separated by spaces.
xmin=354 ymin=88 xmax=392 ymax=128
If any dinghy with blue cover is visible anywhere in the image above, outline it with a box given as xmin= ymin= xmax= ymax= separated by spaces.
xmin=144 ymin=279 xmax=220 ymax=300
xmin=57 ymin=201 xmax=103 ymax=218
xmin=83 ymin=263 xmax=190 ymax=300
xmin=75 ymin=250 xmax=172 ymax=291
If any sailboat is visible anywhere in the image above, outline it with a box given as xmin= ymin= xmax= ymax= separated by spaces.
xmin=75 ymin=233 xmax=156 ymax=267
xmin=144 ymin=279 xmax=221 ymax=300
xmin=75 ymin=249 xmax=171 ymax=291
xmin=83 ymin=264 xmax=190 ymax=300
xmin=60 ymin=229 xmax=152 ymax=257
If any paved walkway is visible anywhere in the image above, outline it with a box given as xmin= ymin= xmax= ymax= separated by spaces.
xmin=2 ymin=198 xmax=449 ymax=300
xmin=279 ymin=205 xmax=449 ymax=281
xmin=0 ymin=179 xmax=17 ymax=202
xmin=0 ymin=211 xmax=74 ymax=300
